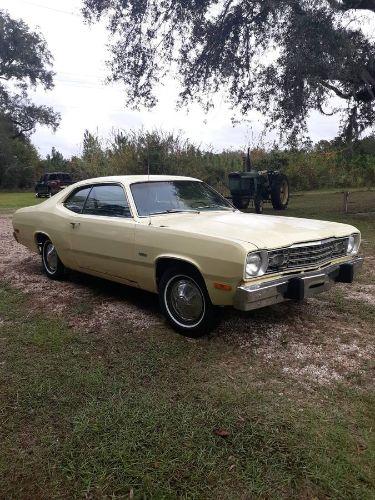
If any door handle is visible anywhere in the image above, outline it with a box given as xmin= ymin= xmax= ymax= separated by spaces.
xmin=70 ymin=222 xmax=80 ymax=229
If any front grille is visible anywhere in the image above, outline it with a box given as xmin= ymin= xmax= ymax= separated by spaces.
xmin=267 ymin=237 xmax=349 ymax=273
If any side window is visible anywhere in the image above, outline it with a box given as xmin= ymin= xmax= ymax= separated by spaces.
xmin=64 ymin=187 xmax=91 ymax=214
xmin=83 ymin=184 xmax=131 ymax=218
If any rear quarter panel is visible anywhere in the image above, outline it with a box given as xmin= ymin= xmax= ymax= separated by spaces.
xmin=12 ymin=192 xmax=77 ymax=268
xmin=12 ymin=207 xmax=40 ymax=253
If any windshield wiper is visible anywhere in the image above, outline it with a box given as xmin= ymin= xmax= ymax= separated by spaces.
xmin=149 ymin=209 xmax=200 ymax=215
xmin=193 ymin=205 xmax=234 ymax=211
xmin=168 ymin=209 xmax=200 ymax=213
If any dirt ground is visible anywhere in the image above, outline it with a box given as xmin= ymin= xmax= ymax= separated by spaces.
xmin=1 ymin=215 xmax=374 ymax=389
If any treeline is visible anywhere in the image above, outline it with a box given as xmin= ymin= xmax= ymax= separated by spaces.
xmin=1 ymin=128 xmax=375 ymax=192
xmin=0 ymin=115 xmax=39 ymax=189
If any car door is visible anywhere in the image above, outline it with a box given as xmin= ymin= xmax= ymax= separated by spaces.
xmin=37 ymin=174 xmax=49 ymax=195
xmin=65 ymin=183 xmax=137 ymax=284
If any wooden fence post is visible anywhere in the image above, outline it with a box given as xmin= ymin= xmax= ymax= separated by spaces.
xmin=343 ymin=191 xmax=350 ymax=214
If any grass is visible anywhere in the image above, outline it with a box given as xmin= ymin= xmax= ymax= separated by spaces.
xmin=295 ymin=186 xmax=375 ymax=195
xmin=0 ymin=286 xmax=374 ymax=499
xmin=0 ymin=191 xmax=41 ymax=211
xmin=0 ymin=189 xmax=374 ymax=498
xmin=286 ymin=189 xmax=375 ymax=219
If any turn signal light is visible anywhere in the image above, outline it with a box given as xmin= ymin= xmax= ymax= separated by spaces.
xmin=214 ymin=283 xmax=232 ymax=292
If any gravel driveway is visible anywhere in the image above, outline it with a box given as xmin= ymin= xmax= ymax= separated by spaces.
xmin=1 ymin=215 xmax=374 ymax=389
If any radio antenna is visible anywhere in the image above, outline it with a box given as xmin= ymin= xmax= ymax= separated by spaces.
xmin=147 ymin=137 xmax=152 ymax=226
xmin=147 ymin=142 xmax=150 ymax=180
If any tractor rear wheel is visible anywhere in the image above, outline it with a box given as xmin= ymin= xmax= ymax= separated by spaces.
xmin=254 ymin=196 xmax=264 ymax=214
xmin=232 ymin=196 xmax=250 ymax=210
xmin=271 ymin=174 xmax=289 ymax=210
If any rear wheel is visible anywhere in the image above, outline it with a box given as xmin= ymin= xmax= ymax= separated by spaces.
xmin=271 ymin=174 xmax=289 ymax=210
xmin=159 ymin=266 xmax=217 ymax=337
xmin=41 ymin=239 xmax=66 ymax=279
xmin=232 ymin=196 xmax=250 ymax=210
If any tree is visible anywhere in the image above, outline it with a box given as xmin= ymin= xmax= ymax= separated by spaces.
xmin=41 ymin=147 xmax=68 ymax=172
xmin=0 ymin=114 xmax=39 ymax=188
xmin=0 ymin=9 xmax=60 ymax=138
xmin=81 ymin=130 xmax=108 ymax=176
xmin=82 ymin=0 xmax=375 ymax=144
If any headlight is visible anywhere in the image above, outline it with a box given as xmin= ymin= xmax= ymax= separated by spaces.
xmin=245 ymin=251 xmax=269 ymax=278
xmin=347 ymin=233 xmax=360 ymax=255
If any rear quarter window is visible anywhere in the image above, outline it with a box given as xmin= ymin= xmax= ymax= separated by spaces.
xmin=64 ymin=186 xmax=91 ymax=214
xmin=83 ymin=184 xmax=131 ymax=218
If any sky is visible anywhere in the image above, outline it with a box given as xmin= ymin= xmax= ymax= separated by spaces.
xmin=1 ymin=0 xmax=344 ymax=158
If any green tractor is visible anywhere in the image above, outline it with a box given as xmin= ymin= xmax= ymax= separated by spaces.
xmin=228 ymin=149 xmax=290 ymax=214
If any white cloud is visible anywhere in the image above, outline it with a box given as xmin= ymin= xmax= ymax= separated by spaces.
xmin=2 ymin=0 xmax=342 ymax=158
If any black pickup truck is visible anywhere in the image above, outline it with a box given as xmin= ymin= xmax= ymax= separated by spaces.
xmin=35 ymin=172 xmax=73 ymax=198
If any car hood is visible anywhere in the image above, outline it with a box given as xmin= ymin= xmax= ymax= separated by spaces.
xmin=151 ymin=211 xmax=358 ymax=249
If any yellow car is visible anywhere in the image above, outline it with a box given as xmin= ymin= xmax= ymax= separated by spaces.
xmin=12 ymin=175 xmax=363 ymax=336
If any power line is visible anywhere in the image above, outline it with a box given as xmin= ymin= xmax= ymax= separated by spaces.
xmin=14 ymin=0 xmax=81 ymax=17
xmin=54 ymin=78 xmax=107 ymax=89
xmin=55 ymin=76 xmax=107 ymax=84
xmin=59 ymin=71 xmax=107 ymax=80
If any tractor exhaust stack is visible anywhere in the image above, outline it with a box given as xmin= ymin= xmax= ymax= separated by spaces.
xmin=244 ymin=147 xmax=253 ymax=172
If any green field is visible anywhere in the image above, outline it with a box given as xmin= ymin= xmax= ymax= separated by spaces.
xmin=0 ymin=191 xmax=374 ymax=499
xmin=0 ymin=191 xmax=41 ymax=211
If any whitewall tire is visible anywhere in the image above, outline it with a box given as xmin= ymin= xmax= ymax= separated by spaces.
xmin=159 ymin=266 xmax=217 ymax=337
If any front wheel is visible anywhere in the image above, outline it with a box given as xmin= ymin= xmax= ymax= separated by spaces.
xmin=42 ymin=239 xmax=66 ymax=280
xmin=159 ymin=267 xmax=218 ymax=337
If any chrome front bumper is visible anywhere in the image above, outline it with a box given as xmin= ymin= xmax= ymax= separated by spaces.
xmin=234 ymin=257 xmax=364 ymax=312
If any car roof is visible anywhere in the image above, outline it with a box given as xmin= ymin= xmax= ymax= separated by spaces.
xmin=73 ymin=175 xmax=201 ymax=187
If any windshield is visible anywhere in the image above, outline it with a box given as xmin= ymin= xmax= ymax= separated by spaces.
xmin=131 ymin=180 xmax=233 ymax=216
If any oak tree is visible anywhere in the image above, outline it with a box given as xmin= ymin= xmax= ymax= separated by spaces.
xmin=0 ymin=9 xmax=60 ymax=138
xmin=82 ymin=0 xmax=375 ymax=143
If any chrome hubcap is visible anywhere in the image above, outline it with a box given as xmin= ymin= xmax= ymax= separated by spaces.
xmin=168 ymin=278 xmax=204 ymax=324
xmin=45 ymin=243 xmax=57 ymax=272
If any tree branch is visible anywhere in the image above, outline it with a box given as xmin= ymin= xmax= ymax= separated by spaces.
xmin=359 ymin=69 xmax=375 ymax=100
xmin=320 ymin=80 xmax=353 ymax=99
xmin=317 ymin=102 xmax=336 ymax=115
xmin=220 ymin=0 xmax=235 ymax=24
xmin=327 ymin=0 xmax=375 ymax=12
